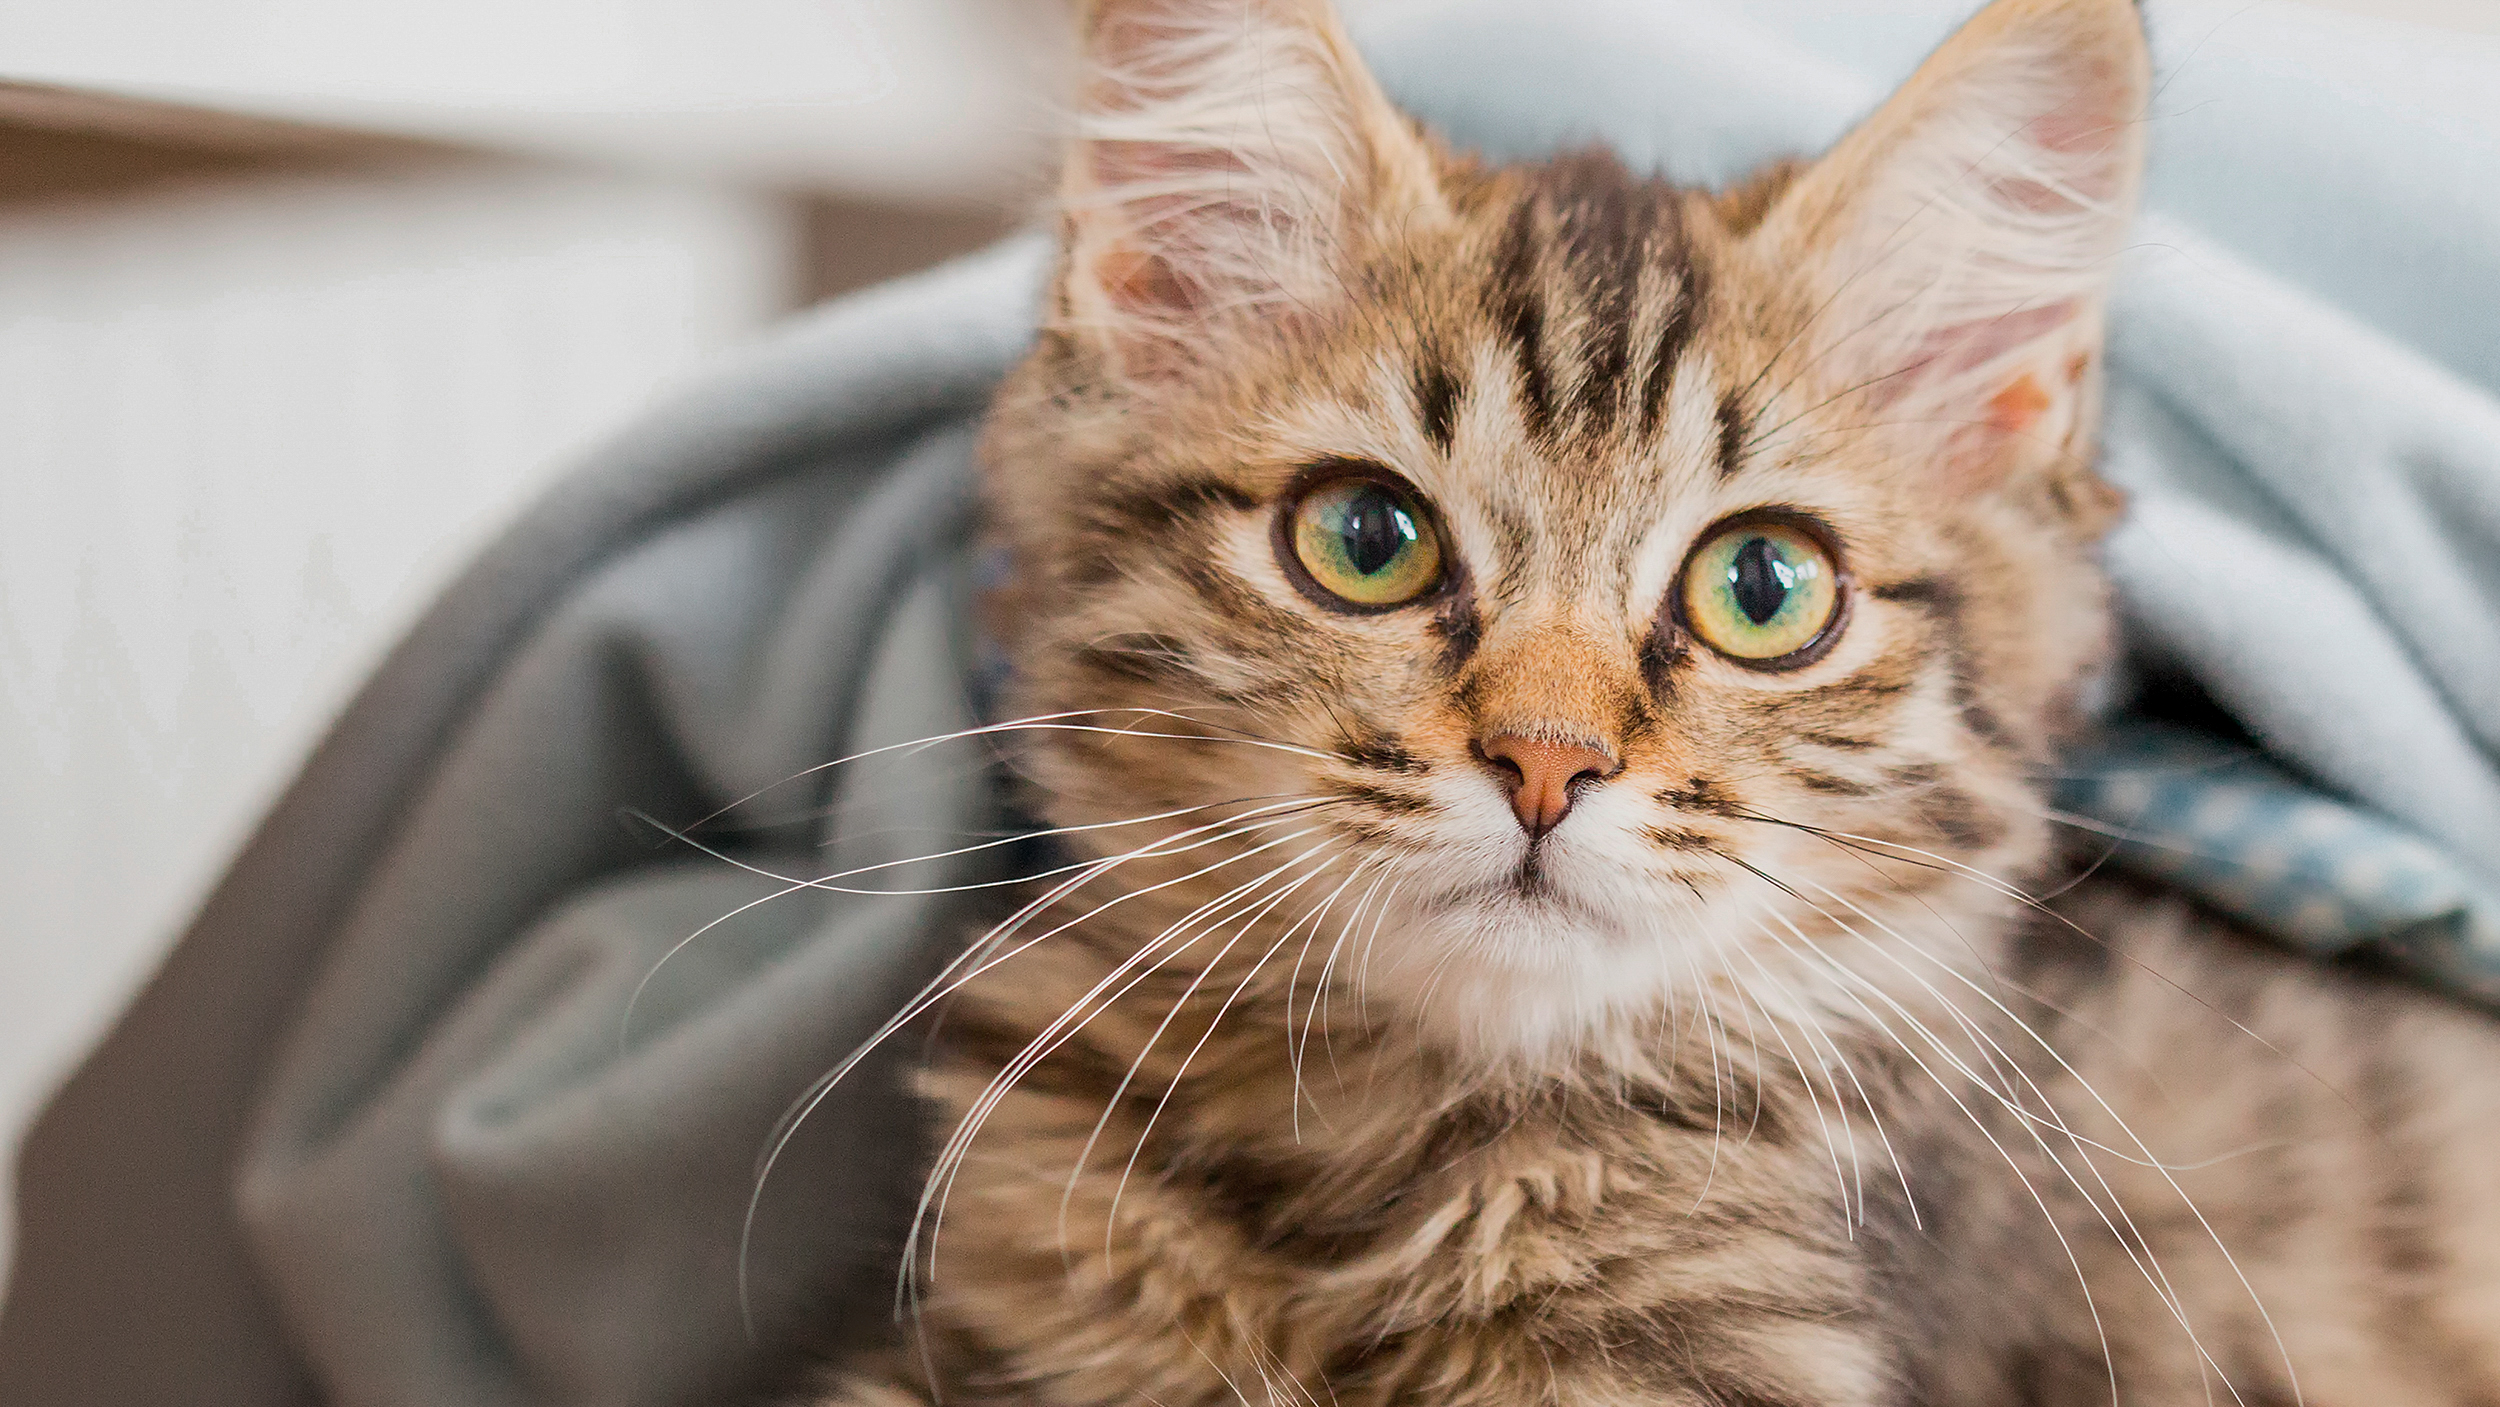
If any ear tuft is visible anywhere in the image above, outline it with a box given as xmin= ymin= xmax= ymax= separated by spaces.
xmin=1752 ymin=0 xmax=2150 ymax=488
xmin=1058 ymin=0 xmax=1435 ymax=382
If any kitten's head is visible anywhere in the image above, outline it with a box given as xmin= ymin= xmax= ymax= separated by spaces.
xmin=980 ymin=0 xmax=2147 ymax=1066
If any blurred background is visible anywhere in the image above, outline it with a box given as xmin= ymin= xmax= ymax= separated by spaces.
xmin=0 ymin=0 xmax=2492 ymax=1284
xmin=0 ymin=0 xmax=1078 ymax=1282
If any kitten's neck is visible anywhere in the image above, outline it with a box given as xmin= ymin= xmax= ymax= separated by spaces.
xmin=945 ymin=876 xmax=2018 ymax=1153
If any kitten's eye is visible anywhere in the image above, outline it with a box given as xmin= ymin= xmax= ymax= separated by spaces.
xmin=1285 ymin=475 xmax=1444 ymax=610
xmin=1679 ymin=517 xmax=1843 ymax=666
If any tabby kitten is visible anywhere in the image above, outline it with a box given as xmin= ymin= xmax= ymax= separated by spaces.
xmin=816 ymin=0 xmax=2500 ymax=1403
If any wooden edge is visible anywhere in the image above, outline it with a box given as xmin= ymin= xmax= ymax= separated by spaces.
xmin=0 ymin=81 xmax=452 ymax=157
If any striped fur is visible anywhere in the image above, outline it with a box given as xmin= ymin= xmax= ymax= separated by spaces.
xmin=805 ymin=1 xmax=2500 ymax=1404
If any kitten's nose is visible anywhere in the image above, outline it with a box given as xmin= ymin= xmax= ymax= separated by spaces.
xmin=1477 ymin=733 xmax=1619 ymax=838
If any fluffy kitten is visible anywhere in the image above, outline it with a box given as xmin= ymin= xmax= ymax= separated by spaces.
xmin=813 ymin=0 xmax=2500 ymax=1402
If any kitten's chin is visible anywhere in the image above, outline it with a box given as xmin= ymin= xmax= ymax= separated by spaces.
xmin=1359 ymin=854 xmax=1741 ymax=1074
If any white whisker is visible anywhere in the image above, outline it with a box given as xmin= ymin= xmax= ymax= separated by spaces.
xmin=1102 ymin=847 xmax=1346 ymax=1250
xmin=913 ymin=831 xmax=1339 ymax=1287
xmin=1722 ymin=942 xmax=1857 ymax=1226
xmin=625 ymin=794 xmax=1331 ymax=1040
xmin=739 ymin=802 xmax=1345 ymax=1330
xmin=1732 ymin=899 xmax=2124 ymax=1407
xmin=1030 ymin=839 xmax=1347 ymax=1256
xmin=1283 ymin=858 xmax=1380 ymax=1142
xmin=1777 ymin=873 xmax=2273 ymax=1403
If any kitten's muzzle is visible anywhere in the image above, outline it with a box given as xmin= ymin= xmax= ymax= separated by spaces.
xmin=1476 ymin=733 xmax=1621 ymax=839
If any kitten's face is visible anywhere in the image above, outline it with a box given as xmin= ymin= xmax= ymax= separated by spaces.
xmin=982 ymin=0 xmax=2144 ymax=1063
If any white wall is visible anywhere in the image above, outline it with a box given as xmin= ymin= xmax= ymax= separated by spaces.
xmin=0 ymin=160 xmax=797 ymax=1278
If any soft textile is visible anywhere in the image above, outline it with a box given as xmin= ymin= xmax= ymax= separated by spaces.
xmin=5 ymin=2 xmax=2495 ymax=1403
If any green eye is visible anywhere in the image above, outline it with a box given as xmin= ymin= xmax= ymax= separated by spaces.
xmin=1680 ymin=517 xmax=1843 ymax=665
xmin=1286 ymin=476 xmax=1444 ymax=609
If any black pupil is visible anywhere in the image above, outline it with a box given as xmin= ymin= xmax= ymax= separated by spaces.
xmin=1340 ymin=488 xmax=1411 ymax=576
xmin=1730 ymin=535 xmax=1791 ymax=625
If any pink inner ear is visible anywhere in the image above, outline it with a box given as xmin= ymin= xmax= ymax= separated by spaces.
xmin=1084 ymin=140 xmax=1270 ymax=323
xmin=1879 ymin=300 xmax=2075 ymax=408
xmin=1987 ymin=372 xmax=2054 ymax=436
xmin=1064 ymin=0 xmax=1386 ymax=372
xmin=1088 ymin=138 xmax=1253 ymax=202
xmin=1094 ymin=245 xmax=1199 ymax=320
xmin=1091 ymin=1 xmax=1206 ymax=92
xmin=2009 ymin=54 xmax=2135 ymax=201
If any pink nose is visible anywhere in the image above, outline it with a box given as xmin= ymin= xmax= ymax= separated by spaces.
xmin=1478 ymin=734 xmax=1618 ymax=837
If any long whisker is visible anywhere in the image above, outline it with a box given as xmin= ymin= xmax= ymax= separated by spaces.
xmin=738 ymin=802 xmax=1344 ymax=1330
xmin=1750 ymin=810 xmax=2331 ymax=1379
xmin=1283 ymin=858 xmax=1381 ymax=1142
xmin=1727 ymin=856 xmax=2260 ymax=1406
xmin=752 ymin=797 xmax=1339 ymax=1183
xmin=1760 ymin=889 xmax=2189 ymax=1345
xmin=1348 ymin=874 xmax=1406 ymax=1044
xmin=622 ymin=794 xmax=1331 ymax=1041
xmin=1769 ymin=952 xmax=1918 ymax=1228
xmin=688 ymin=707 xmax=1344 ymax=836
xmin=916 ymin=830 xmax=1330 ymax=1231
xmin=1313 ymin=868 xmax=1397 ymax=1110
xmin=1722 ymin=941 xmax=1856 ymax=1225
xmin=1681 ymin=935 xmax=1736 ymax=1211
xmin=1734 ymin=807 xmax=2355 ymax=1121
xmin=913 ymin=833 xmax=1339 ymax=1306
xmin=1725 ymin=939 xmax=1905 ymax=1230
xmin=1757 ymin=803 xmax=2341 ymax=1222
xmin=1727 ymin=892 xmax=2125 ymax=1407
xmin=1023 ymin=840 xmax=1350 ymax=1258
xmin=1100 ymin=849 xmax=1347 ymax=1253
xmin=1771 ymin=869 xmax=2285 ymax=1403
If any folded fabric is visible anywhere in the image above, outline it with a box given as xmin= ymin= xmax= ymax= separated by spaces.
xmin=2054 ymin=722 xmax=2500 ymax=1004
xmin=4 ymin=3 xmax=2494 ymax=1405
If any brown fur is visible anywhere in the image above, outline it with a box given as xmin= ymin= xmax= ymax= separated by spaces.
xmin=804 ymin=1 xmax=2500 ymax=1403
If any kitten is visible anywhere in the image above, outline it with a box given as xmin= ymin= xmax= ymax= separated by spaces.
xmin=813 ymin=0 xmax=2500 ymax=1402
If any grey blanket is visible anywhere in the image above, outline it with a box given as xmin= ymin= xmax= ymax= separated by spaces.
xmin=5 ymin=2 xmax=2495 ymax=1404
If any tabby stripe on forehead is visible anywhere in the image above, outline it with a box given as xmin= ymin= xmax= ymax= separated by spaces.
xmin=1413 ymin=354 xmax=1461 ymax=454
xmin=1492 ymin=199 xmax=1556 ymax=442
xmin=1565 ymin=177 xmax=1647 ymax=432
xmin=1498 ymin=152 xmax=1706 ymax=441
xmin=1715 ymin=390 xmax=1752 ymax=479
xmin=1635 ymin=285 xmax=1698 ymax=441
xmin=1562 ymin=161 xmax=1691 ymax=437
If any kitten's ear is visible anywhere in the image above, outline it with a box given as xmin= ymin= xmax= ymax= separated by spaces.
xmin=1056 ymin=0 xmax=1442 ymax=381
xmin=1750 ymin=0 xmax=2148 ymax=490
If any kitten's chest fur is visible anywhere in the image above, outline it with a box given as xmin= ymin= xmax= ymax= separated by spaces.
xmin=827 ymin=875 xmax=2500 ymax=1407
xmin=900 ymin=905 xmax=1963 ymax=1407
